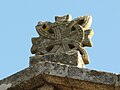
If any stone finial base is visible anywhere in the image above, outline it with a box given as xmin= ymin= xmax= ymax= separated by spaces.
xmin=30 ymin=50 xmax=85 ymax=68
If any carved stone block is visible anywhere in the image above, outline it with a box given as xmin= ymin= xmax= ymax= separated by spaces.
xmin=30 ymin=50 xmax=85 ymax=68
xmin=31 ymin=14 xmax=94 ymax=65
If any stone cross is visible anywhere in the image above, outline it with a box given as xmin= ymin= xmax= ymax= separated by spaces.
xmin=31 ymin=14 xmax=94 ymax=65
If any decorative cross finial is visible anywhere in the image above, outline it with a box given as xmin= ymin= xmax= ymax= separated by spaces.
xmin=31 ymin=14 xmax=94 ymax=64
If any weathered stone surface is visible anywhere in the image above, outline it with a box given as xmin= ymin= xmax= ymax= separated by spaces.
xmin=0 ymin=67 xmax=45 ymax=90
xmin=30 ymin=50 xmax=85 ymax=68
xmin=68 ymin=66 xmax=117 ymax=85
xmin=0 ymin=83 xmax=12 ymax=90
xmin=37 ymin=84 xmax=54 ymax=90
xmin=31 ymin=14 xmax=94 ymax=65
xmin=0 ymin=60 xmax=120 ymax=90
xmin=115 ymin=74 xmax=120 ymax=90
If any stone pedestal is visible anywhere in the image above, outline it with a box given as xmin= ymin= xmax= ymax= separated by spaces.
xmin=30 ymin=50 xmax=85 ymax=68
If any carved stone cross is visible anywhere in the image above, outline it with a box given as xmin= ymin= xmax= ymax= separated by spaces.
xmin=31 ymin=14 xmax=94 ymax=65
